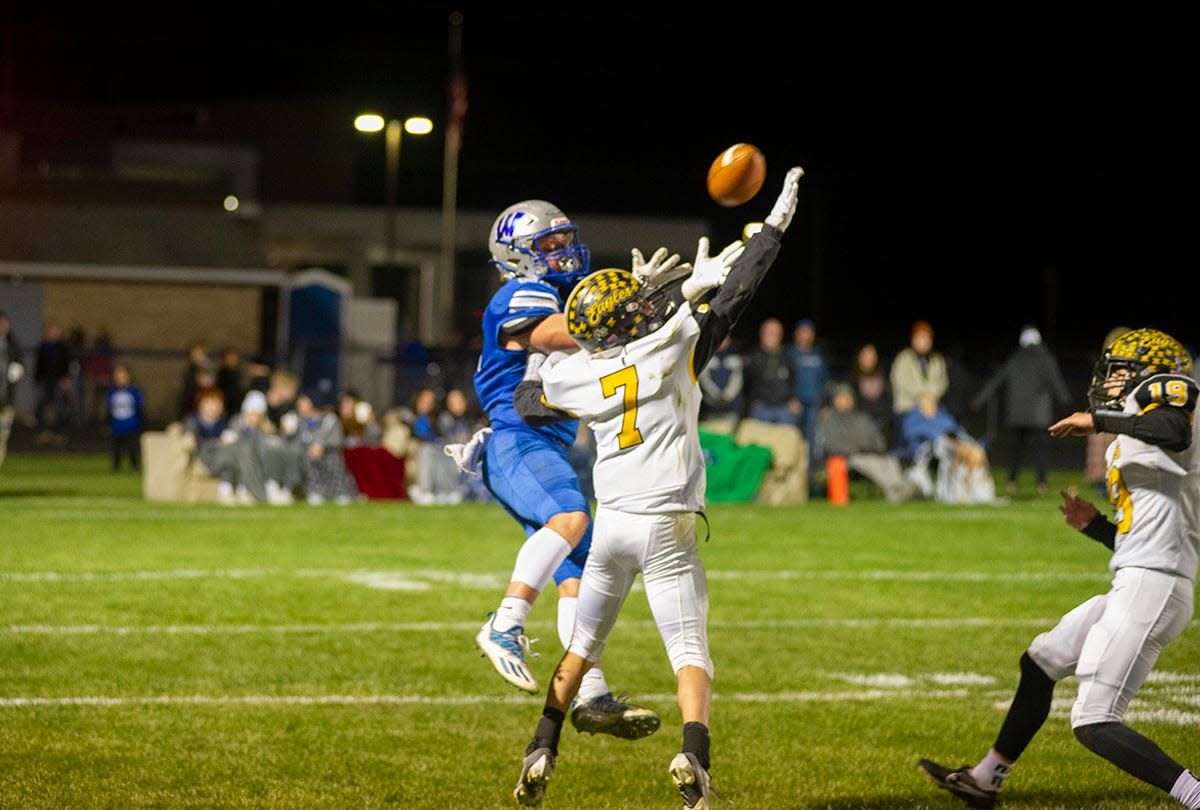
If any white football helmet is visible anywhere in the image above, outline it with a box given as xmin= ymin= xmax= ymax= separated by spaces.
xmin=488 ymin=199 xmax=590 ymax=285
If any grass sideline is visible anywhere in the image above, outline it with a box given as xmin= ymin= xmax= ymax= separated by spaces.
xmin=1 ymin=454 xmax=1196 ymax=809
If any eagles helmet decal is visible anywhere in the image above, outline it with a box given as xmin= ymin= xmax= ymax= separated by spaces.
xmin=1088 ymin=327 xmax=1194 ymax=410
xmin=564 ymin=269 xmax=652 ymax=354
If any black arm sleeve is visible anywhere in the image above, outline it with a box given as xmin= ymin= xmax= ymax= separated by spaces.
xmin=513 ymin=379 xmax=573 ymax=427
xmin=1092 ymin=406 xmax=1192 ymax=452
xmin=690 ymin=225 xmax=784 ymax=375
xmin=512 ymin=352 xmax=575 ymax=427
xmin=1080 ymin=514 xmax=1117 ymax=550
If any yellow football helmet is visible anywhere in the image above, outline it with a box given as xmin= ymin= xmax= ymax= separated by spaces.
xmin=564 ymin=269 xmax=656 ymax=354
xmin=1088 ymin=327 xmax=1193 ymax=410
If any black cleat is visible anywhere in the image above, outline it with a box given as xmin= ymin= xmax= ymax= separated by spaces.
xmin=918 ymin=758 xmax=998 ymax=809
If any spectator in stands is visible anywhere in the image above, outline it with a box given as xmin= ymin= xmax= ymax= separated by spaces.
xmin=408 ymin=387 xmax=467 ymax=504
xmin=339 ymin=389 xmax=383 ymax=446
xmin=244 ymin=355 xmax=273 ymax=396
xmin=85 ymin=328 xmax=114 ymax=426
xmin=253 ymin=376 xmax=304 ymax=506
xmin=65 ymin=326 xmax=88 ymax=429
xmin=0 ymin=310 xmax=24 ymax=413
xmin=0 ymin=311 xmax=24 ymax=469
xmin=850 ymin=342 xmax=893 ymax=446
xmin=443 ymin=386 xmax=493 ymax=502
xmin=814 ymin=382 xmax=917 ymax=502
xmin=970 ymin=325 xmax=1072 ymax=496
xmin=216 ymin=346 xmax=246 ymax=415
xmin=34 ymin=322 xmax=71 ymax=445
xmin=698 ymin=335 xmax=745 ymax=431
xmin=293 ymin=391 xmax=360 ymax=505
xmin=219 ymin=388 xmax=274 ymax=504
xmin=106 ymin=363 xmax=144 ymax=472
xmin=265 ymin=370 xmax=300 ymax=428
xmin=178 ymin=340 xmax=211 ymax=420
xmin=744 ymin=317 xmax=800 ymax=426
xmin=788 ymin=318 xmax=829 ymax=465
xmin=889 ymin=319 xmax=949 ymax=436
xmin=898 ymin=393 xmax=995 ymax=503
xmin=184 ymin=388 xmax=262 ymax=506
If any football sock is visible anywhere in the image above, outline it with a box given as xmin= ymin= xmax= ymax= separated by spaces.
xmin=492 ymin=596 xmax=532 ymax=634
xmin=217 ymin=481 xmax=233 ymax=499
xmin=529 ymin=706 xmax=565 ymax=756
xmin=970 ymin=749 xmax=1011 ymax=792
xmin=509 ymin=527 xmax=572 ymax=594
xmin=1170 ymin=770 xmax=1200 ymax=808
xmin=556 ymin=596 xmax=577 ymax=650
xmin=993 ymin=652 xmax=1055 ymax=761
xmin=578 ymin=666 xmax=609 ymax=702
xmin=1075 ymin=722 xmax=1188 ymax=793
xmin=683 ymin=722 xmax=711 ymax=771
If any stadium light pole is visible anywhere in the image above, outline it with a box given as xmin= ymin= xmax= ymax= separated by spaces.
xmin=354 ymin=113 xmax=433 ymax=263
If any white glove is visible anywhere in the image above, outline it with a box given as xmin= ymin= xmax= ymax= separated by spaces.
xmin=630 ymin=246 xmax=690 ymax=295
xmin=444 ymin=426 xmax=492 ymax=476
xmin=764 ymin=165 xmax=805 ymax=232
xmin=6 ymin=362 xmax=22 ymax=384
xmin=680 ymin=236 xmax=747 ymax=302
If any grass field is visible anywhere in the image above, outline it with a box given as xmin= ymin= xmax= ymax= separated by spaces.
xmin=1 ymin=454 xmax=1196 ymax=809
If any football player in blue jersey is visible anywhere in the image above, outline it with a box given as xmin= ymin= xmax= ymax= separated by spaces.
xmin=466 ymin=199 xmax=660 ymax=740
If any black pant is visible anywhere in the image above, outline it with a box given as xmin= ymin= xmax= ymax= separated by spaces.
xmin=113 ymin=432 xmax=141 ymax=471
xmin=1007 ymin=427 xmax=1049 ymax=485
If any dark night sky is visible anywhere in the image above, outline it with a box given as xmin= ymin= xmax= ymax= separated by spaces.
xmin=3 ymin=4 xmax=1196 ymax=368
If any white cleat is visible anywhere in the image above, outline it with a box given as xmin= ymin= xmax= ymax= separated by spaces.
xmin=476 ymin=612 xmax=539 ymax=693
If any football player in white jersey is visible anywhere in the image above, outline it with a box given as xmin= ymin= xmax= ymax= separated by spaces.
xmin=508 ymin=165 xmax=804 ymax=809
xmin=920 ymin=327 xmax=1200 ymax=810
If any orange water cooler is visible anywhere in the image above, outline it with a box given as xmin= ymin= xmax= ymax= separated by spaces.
xmin=826 ymin=455 xmax=849 ymax=506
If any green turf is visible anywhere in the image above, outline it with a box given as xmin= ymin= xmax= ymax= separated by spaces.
xmin=1 ymin=455 xmax=1196 ymax=809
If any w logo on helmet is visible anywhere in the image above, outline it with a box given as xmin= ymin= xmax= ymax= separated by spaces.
xmin=496 ymin=211 xmax=526 ymax=241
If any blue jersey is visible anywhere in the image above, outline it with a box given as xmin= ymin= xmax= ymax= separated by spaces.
xmin=107 ymin=386 xmax=143 ymax=436
xmin=473 ymin=277 xmax=578 ymax=447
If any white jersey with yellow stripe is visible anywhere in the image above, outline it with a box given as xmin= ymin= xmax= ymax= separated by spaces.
xmin=537 ymin=302 xmax=704 ymax=515
xmin=1104 ymin=373 xmax=1198 ymax=579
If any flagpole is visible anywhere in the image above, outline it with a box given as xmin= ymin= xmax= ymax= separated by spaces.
xmin=439 ymin=10 xmax=465 ymax=346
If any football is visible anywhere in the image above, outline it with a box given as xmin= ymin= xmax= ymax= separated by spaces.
xmin=706 ymin=143 xmax=766 ymax=207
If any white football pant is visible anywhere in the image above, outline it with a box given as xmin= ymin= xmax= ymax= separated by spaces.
xmin=1027 ymin=566 xmax=1194 ymax=727
xmin=568 ymin=508 xmax=713 ymax=679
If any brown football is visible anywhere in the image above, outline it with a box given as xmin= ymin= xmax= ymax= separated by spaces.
xmin=706 ymin=143 xmax=766 ymax=207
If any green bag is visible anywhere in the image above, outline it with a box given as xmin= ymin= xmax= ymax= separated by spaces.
xmin=699 ymin=429 xmax=772 ymax=503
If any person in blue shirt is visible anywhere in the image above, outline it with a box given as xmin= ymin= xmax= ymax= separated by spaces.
xmin=788 ymin=318 xmax=830 ymax=471
xmin=106 ymin=363 xmax=144 ymax=472
xmin=467 ymin=199 xmax=659 ymax=740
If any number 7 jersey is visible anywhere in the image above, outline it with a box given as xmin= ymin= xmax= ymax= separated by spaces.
xmin=537 ymin=303 xmax=704 ymax=514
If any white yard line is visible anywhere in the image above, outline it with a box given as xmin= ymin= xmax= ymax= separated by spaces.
xmin=1 ymin=684 xmax=1196 ymax=726
xmin=0 ymin=567 xmax=1108 ymax=585
xmin=3 ymin=617 xmax=1065 ymax=635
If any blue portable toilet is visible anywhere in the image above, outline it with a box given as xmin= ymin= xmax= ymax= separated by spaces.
xmin=287 ymin=269 xmax=352 ymax=394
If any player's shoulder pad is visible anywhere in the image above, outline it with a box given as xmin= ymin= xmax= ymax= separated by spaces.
xmin=1133 ymin=373 xmax=1200 ymax=414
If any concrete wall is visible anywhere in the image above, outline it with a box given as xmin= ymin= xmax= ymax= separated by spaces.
xmin=44 ymin=280 xmax=262 ymax=422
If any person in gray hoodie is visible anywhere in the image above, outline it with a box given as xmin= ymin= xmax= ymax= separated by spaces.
xmin=971 ymin=325 xmax=1072 ymax=495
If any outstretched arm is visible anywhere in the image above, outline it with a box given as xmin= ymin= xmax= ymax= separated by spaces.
xmin=504 ymin=313 xmax=578 ymax=352
xmin=691 ymin=166 xmax=804 ymax=373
